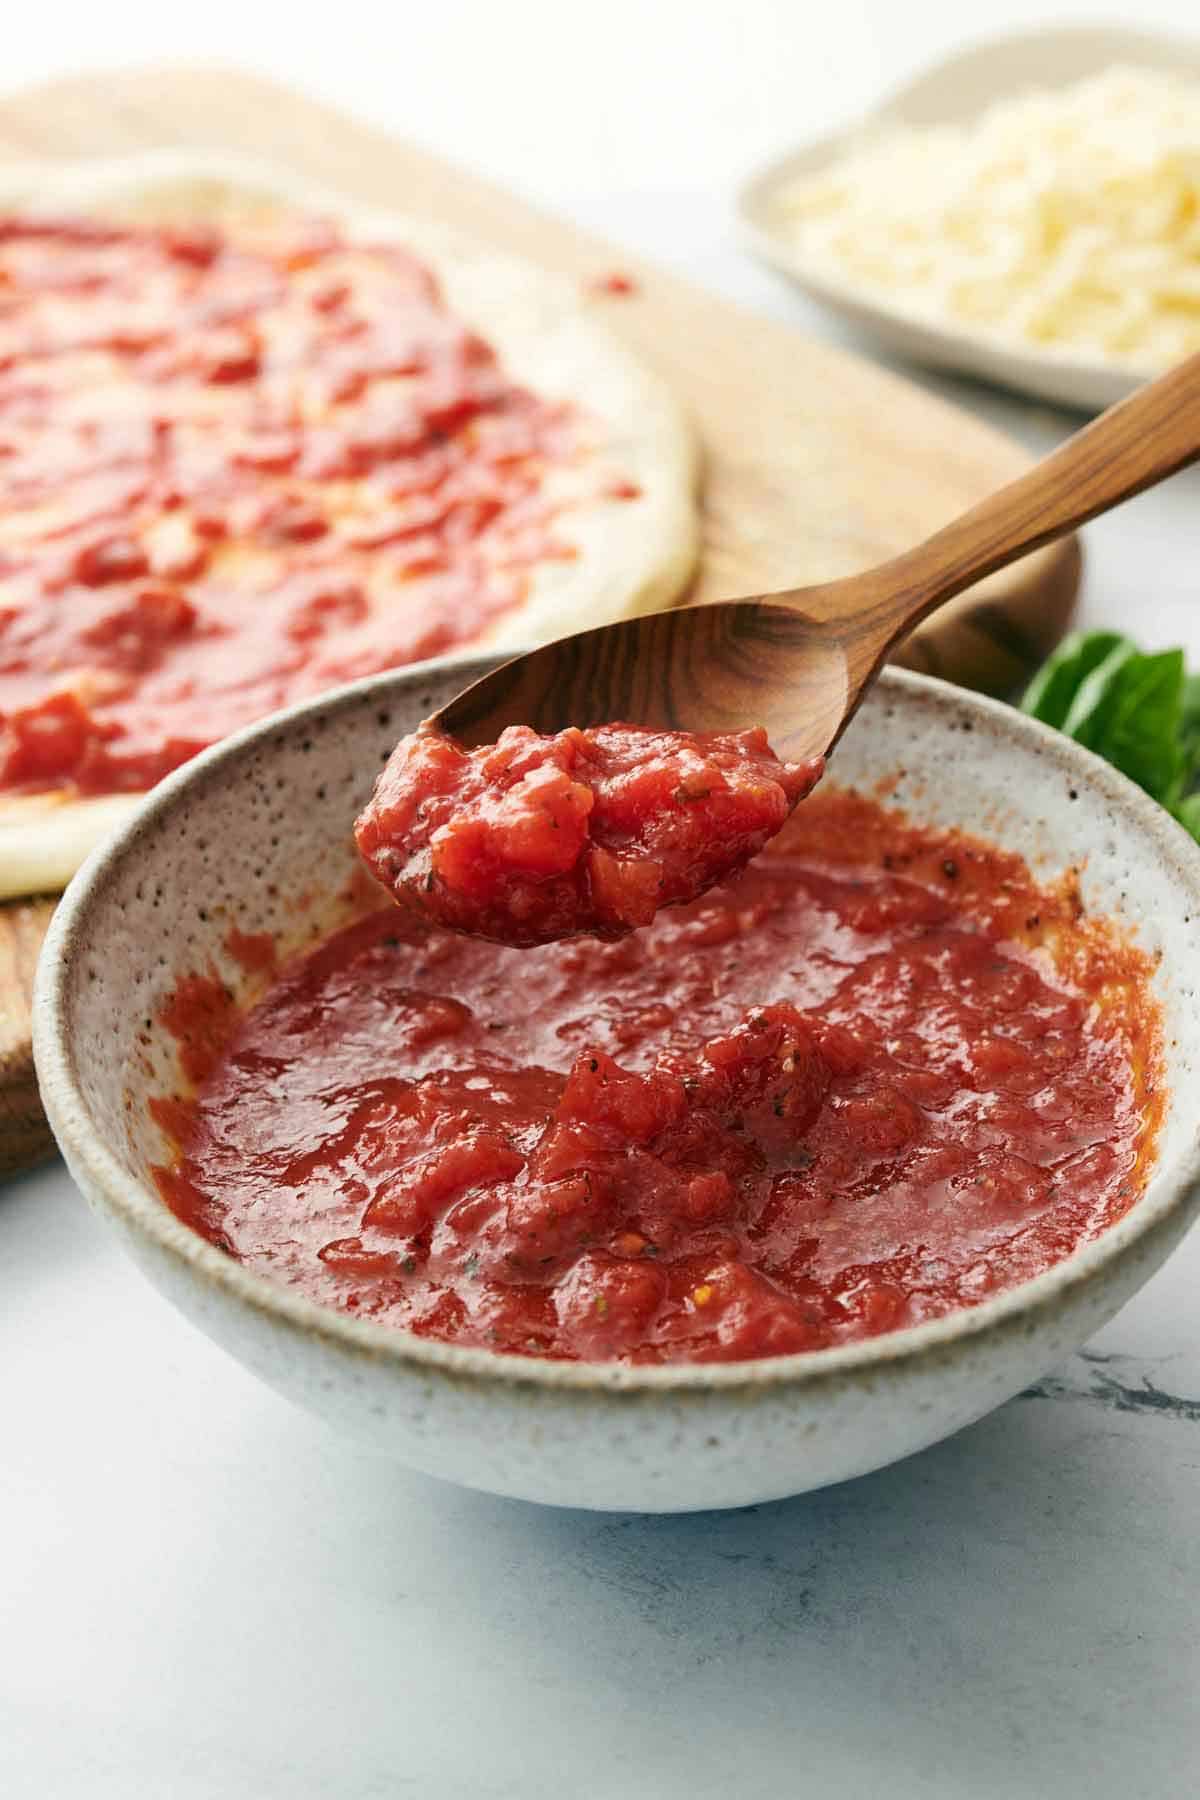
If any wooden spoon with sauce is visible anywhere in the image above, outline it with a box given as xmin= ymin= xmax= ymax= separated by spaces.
xmin=435 ymin=351 xmax=1200 ymax=763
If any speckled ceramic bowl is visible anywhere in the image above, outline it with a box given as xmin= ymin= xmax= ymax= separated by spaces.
xmin=33 ymin=662 xmax=1200 ymax=1511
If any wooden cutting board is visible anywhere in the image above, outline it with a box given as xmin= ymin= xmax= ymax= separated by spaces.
xmin=0 ymin=66 xmax=1081 ymax=1176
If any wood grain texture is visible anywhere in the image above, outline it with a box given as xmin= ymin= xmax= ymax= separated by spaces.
xmin=0 ymin=65 xmax=1081 ymax=1176
xmin=0 ymin=894 xmax=56 ymax=1174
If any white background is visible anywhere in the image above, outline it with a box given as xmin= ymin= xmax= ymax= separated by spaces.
xmin=5 ymin=3 xmax=1200 ymax=1797
xmin=5 ymin=0 xmax=1197 ymax=213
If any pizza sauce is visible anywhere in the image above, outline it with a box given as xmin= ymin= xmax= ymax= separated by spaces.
xmin=355 ymin=721 xmax=824 ymax=944
xmin=0 ymin=213 xmax=618 ymax=797
xmin=153 ymin=787 xmax=1161 ymax=1365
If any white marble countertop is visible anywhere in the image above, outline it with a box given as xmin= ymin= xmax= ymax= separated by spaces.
xmin=4 ymin=5 xmax=1200 ymax=1795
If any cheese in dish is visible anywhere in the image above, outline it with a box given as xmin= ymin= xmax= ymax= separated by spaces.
xmin=775 ymin=67 xmax=1200 ymax=369
xmin=0 ymin=153 xmax=698 ymax=898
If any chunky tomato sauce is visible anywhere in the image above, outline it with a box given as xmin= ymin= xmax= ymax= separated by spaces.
xmin=153 ymin=788 xmax=1160 ymax=1364
xmin=355 ymin=721 xmax=823 ymax=945
xmin=0 ymin=215 xmax=600 ymax=796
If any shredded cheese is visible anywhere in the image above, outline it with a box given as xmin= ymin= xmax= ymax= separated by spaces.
xmin=777 ymin=67 xmax=1200 ymax=367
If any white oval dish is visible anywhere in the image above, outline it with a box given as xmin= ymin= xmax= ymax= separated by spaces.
xmin=738 ymin=26 xmax=1200 ymax=412
xmin=32 ymin=660 xmax=1200 ymax=1512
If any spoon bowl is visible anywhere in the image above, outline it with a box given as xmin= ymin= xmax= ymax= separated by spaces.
xmin=438 ymin=599 xmax=853 ymax=764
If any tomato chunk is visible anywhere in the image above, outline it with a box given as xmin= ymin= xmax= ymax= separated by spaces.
xmin=355 ymin=720 xmax=824 ymax=945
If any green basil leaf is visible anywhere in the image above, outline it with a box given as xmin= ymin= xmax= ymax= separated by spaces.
xmin=1179 ymin=672 xmax=1200 ymax=782
xmin=1020 ymin=630 xmax=1131 ymax=729
xmin=1058 ymin=642 xmax=1141 ymax=744
xmin=1174 ymin=794 xmax=1200 ymax=842
xmin=1062 ymin=646 xmax=1185 ymax=803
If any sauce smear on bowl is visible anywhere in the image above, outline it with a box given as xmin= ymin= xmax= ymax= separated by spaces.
xmin=153 ymin=787 xmax=1161 ymax=1364
xmin=355 ymin=720 xmax=823 ymax=944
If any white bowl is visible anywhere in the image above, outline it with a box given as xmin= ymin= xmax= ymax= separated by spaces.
xmin=738 ymin=26 xmax=1200 ymax=412
xmin=32 ymin=661 xmax=1200 ymax=1511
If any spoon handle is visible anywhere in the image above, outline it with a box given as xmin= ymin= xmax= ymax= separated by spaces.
xmin=807 ymin=350 xmax=1200 ymax=652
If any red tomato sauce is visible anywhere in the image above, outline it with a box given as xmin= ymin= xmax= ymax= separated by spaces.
xmin=0 ymin=215 xmax=600 ymax=796
xmin=355 ymin=721 xmax=824 ymax=945
xmin=153 ymin=787 xmax=1161 ymax=1365
xmin=591 ymin=271 xmax=638 ymax=297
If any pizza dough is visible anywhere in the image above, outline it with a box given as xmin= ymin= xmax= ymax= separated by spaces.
xmin=0 ymin=151 xmax=700 ymax=898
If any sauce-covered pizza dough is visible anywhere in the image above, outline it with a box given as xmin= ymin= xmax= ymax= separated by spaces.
xmin=0 ymin=153 xmax=698 ymax=897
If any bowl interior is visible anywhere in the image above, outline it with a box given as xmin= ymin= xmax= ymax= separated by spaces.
xmin=40 ymin=662 xmax=1200 ymax=1364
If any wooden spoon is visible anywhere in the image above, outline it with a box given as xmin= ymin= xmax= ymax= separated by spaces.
xmin=437 ymin=352 xmax=1200 ymax=763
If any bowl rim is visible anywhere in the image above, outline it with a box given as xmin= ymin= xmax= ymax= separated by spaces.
xmin=32 ymin=658 xmax=1200 ymax=1400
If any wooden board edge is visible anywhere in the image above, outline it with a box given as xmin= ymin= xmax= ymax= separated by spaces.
xmin=892 ymin=536 xmax=1082 ymax=692
xmin=0 ymin=893 xmax=57 ymax=1175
